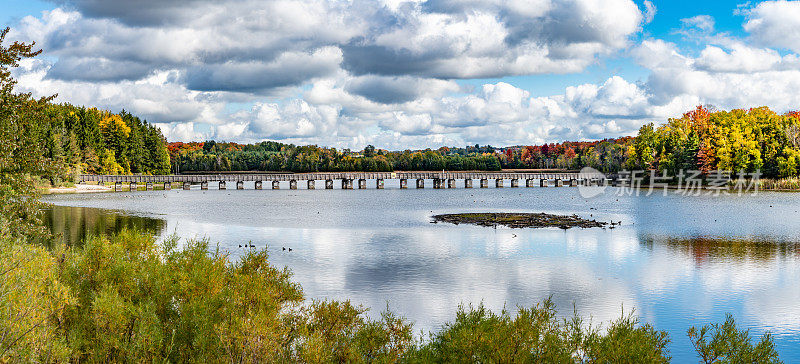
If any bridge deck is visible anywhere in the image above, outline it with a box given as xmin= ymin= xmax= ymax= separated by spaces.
xmin=81 ymin=172 xmax=584 ymax=183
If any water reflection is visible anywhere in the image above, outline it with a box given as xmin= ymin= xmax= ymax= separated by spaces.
xmin=642 ymin=235 xmax=800 ymax=264
xmin=44 ymin=205 xmax=166 ymax=246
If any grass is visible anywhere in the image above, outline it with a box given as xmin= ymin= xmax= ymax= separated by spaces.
xmin=758 ymin=178 xmax=800 ymax=191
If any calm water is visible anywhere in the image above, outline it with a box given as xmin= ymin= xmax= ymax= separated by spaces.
xmin=43 ymin=181 xmax=800 ymax=361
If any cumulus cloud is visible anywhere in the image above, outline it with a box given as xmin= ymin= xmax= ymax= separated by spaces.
xmin=185 ymin=47 xmax=343 ymax=93
xmin=743 ymin=0 xmax=800 ymax=53
xmin=13 ymin=59 xmax=221 ymax=125
xmin=17 ymin=0 xmax=645 ymax=86
xmin=344 ymin=0 xmax=644 ymax=78
xmin=635 ymin=39 xmax=800 ymax=113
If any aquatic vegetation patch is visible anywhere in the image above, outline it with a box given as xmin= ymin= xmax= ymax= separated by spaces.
xmin=431 ymin=212 xmax=608 ymax=229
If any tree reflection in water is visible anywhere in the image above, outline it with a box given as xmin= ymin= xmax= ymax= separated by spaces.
xmin=43 ymin=205 xmax=166 ymax=247
xmin=641 ymin=235 xmax=800 ymax=264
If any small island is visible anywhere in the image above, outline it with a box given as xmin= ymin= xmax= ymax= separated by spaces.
xmin=432 ymin=213 xmax=608 ymax=229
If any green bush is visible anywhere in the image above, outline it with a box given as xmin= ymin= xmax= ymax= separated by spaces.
xmin=688 ymin=314 xmax=781 ymax=363
xmin=49 ymin=230 xmax=414 ymax=363
xmin=409 ymin=301 xmax=670 ymax=363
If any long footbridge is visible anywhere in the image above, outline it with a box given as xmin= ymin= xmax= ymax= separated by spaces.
xmin=80 ymin=171 xmax=606 ymax=191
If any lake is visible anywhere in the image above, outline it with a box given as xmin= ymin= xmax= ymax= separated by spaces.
xmin=42 ymin=181 xmax=800 ymax=361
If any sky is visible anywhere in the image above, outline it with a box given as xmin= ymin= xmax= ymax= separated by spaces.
xmin=3 ymin=0 xmax=800 ymax=149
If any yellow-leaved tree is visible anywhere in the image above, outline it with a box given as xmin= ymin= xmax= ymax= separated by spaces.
xmin=0 ymin=27 xmax=74 ymax=362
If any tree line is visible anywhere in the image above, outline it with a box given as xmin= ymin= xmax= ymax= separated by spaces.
xmin=627 ymin=106 xmax=800 ymax=178
xmin=168 ymin=106 xmax=800 ymax=180
xmin=168 ymin=141 xmax=503 ymax=173
xmin=37 ymin=104 xmax=171 ymax=183
xmin=168 ymin=139 xmax=635 ymax=174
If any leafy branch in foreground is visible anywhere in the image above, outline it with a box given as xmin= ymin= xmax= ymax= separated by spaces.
xmin=689 ymin=313 xmax=781 ymax=364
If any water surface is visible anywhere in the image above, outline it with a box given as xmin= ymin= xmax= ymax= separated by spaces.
xmin=44 ymin=182 xmax=800 ymax=361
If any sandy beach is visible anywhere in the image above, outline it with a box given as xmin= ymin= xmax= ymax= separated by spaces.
xmin=47 ymin=184 xmax=112 ymax=194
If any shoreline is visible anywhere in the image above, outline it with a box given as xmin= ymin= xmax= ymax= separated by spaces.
xmin=45 ymin=184 xmax=113 ymax=194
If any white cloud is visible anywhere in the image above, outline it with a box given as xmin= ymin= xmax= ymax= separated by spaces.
xmin=344 ymin=0 xmax=644 ymax=78
xmin=643 ymin=0 xmax=656 ymax=24
xmin=155 ymin=122 xmax=208 ymax=142
xmin=694 ymin=44 xmax=796 ymax=73
xmin=635 ymin=38 xmax=800 ymax=114
xmin=743 ymin=0 xmax=800 ymax=53
xmin=681 ymin=15 xmax=715 ymax=32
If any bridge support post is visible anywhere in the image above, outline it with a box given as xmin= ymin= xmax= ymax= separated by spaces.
xmin=183 ymin=182 xmax=191 ymax=190
xmin=164 ymin=182 xmax=171 ymax=190
xmin=325 ymin=179 xmax=334 ymax=189
xmin=510 ymin=179 xmax=519 ymax=188
xmin=201 ymin=182 xmax=208 ymax=190
xmin=130 ymin=182 xmax=138 ymax=191
xmin=376 ymin=179 xmax=384 ymax=189
xmin=416 ymin=179 xmax=424 ymax=188
xmin=526 ymin=179 xmax=534 ymax=187
xmin=555 ymin=179 xmax=563 ymax=187
xmin=480 ymin=179 xmax=488 ymax=188
xmin=272 ymin=181 xmax=280 ymax=189
xmin=448 ymin=179 xmax=456 ymax=188
xmin=540 ymin=179 xmax=548 ymax=187
xmin=400 ymin=179 xmax=407 ymax=189
xmin=255 ymin=181 xmax=263 ymax=190
xmin=464 ymin=179 xmax=473 ymax=188
xmin=308 ymin=180 xmax=315 ymax=189
xmin=495 ymin=179 xmax=503 ymax=188
xmin=358 ymin=179 xmax=366 ymax=189
xmin=146 ymin=182 xmax=153 ymax=190
xmin=237 ymin=181 xmax=244 ymax=190
xmin=290 ymin=180 xmax=298 ymax=190
xmin=115 ymin=182 xmax=122 ymax=192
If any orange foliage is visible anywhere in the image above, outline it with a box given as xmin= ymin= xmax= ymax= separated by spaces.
xmin=685 ymin=106 xmax=715 ymax=173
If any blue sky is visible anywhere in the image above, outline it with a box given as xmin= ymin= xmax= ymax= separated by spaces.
xmin=3 ymin=0 xmax=800 ymax=148
xmin=2 ymin=0 xmax=50 ymax=27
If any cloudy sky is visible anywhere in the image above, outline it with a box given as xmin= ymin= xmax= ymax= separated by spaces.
xmin=4 ymin=0 xmax=800 ymax=149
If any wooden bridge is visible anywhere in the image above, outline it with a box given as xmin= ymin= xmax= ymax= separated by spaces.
xmin=80 ymin=171 xmax=606 ymax=191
